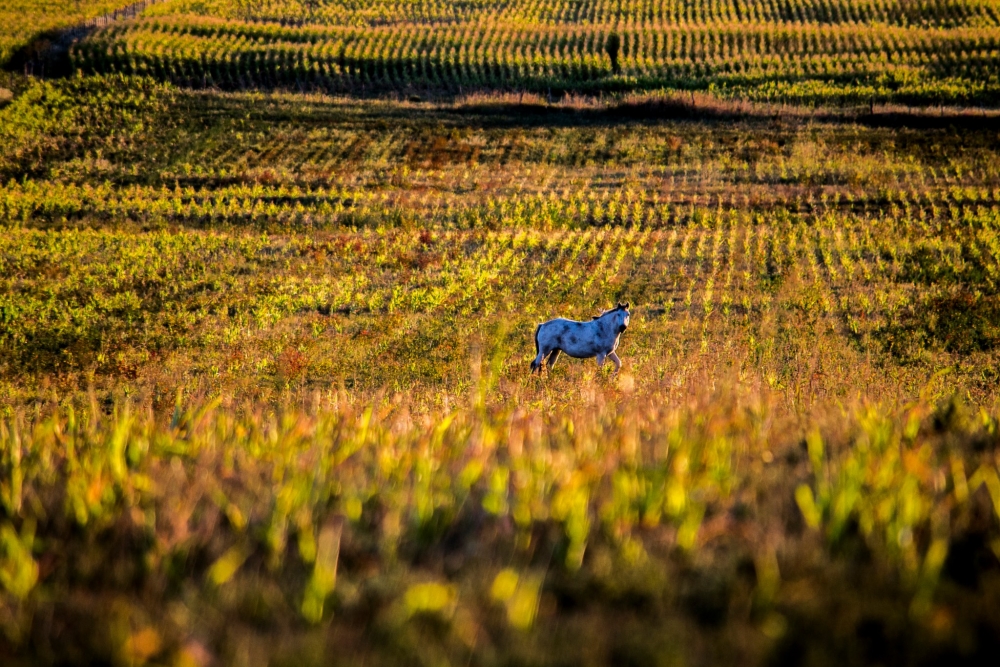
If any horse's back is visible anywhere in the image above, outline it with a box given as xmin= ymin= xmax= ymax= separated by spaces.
xmin=539 ymin=317 xmax=585 ymax=334
xmin=538 ymin=317 xmax=603 ymax=358
xmin=543 ymin=317 xmax=585 ymax=327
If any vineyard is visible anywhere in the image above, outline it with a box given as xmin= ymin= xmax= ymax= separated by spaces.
xmin=2 ymin=0 xmax=1000 ymax=663
xmin=56 ymin=0 xmax=1000 ymax=104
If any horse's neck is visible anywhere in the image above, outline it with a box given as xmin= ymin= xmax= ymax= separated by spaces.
xmin=596 ymin=316 xmax=614 ymax=339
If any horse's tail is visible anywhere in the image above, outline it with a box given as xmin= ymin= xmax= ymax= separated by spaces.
xmin=530 ymin=323 xmax=541 ymax=372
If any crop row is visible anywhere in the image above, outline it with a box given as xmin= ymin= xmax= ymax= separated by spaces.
xmin=0 ymin=222 xmax=889 ymax=361
xmin=71 ymin=13 xmax=1000 ymax=100
xmin=149 ymin=0 xmax=1000 ymax=30
xmin=151 ymin=123 xmax=1000 ymax=190
xmin=3 ymin=178 xmax=998 ymax=228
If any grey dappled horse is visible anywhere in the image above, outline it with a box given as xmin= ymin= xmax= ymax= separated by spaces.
xmin=530 ymin=302 xmax=631 ymax=374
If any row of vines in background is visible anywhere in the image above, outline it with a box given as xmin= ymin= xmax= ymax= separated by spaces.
xmin=71 ymin=20 xmax=1000 ymax=100
xmin=148 ymin=0 xmax=1000 ymax=29
xmin=0 ymin=0 xmax=141 ymax=67
xmin=61 ymin=0 xmax=1000 ymax=103
xmin=3 ymin=177 xmax=1000 ymax=229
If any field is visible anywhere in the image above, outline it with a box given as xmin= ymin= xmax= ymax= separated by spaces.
xmin=3 ymin=1 xmax=1000 ymax=666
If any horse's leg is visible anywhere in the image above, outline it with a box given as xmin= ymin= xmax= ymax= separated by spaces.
xmin=608 ymin=351 xmax=622 ymax=374
xmin=596 ymin=352 xmax=606 ymax=368
xmin=531 ymin=347 xmax=547 ymax=374
xmin=546 ymin=349 xmax=561 ymax=371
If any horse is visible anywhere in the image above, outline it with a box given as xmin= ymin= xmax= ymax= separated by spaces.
xmin=530 ymin=302 xmax=631 ymax=374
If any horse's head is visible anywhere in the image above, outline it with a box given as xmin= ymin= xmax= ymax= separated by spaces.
xmin=615 ymin=301 xmax=631 ymax=334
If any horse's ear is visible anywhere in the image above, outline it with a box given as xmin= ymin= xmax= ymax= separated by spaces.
xmin=624 ymin=301 xmax=630 ymax=309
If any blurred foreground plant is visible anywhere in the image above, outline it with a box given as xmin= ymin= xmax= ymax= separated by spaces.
xmin=795 ymin=398 xmax=1000 ymax=617
xmin=0 ymin=387 xmax=998 ymax=663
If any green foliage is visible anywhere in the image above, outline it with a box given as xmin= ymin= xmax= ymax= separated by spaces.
xmin=0 ymin=75 xmax=171 ymax=181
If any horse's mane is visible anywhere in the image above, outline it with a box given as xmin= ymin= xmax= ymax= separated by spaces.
xmin=591 ymin=304 xmax=626 ymax=320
